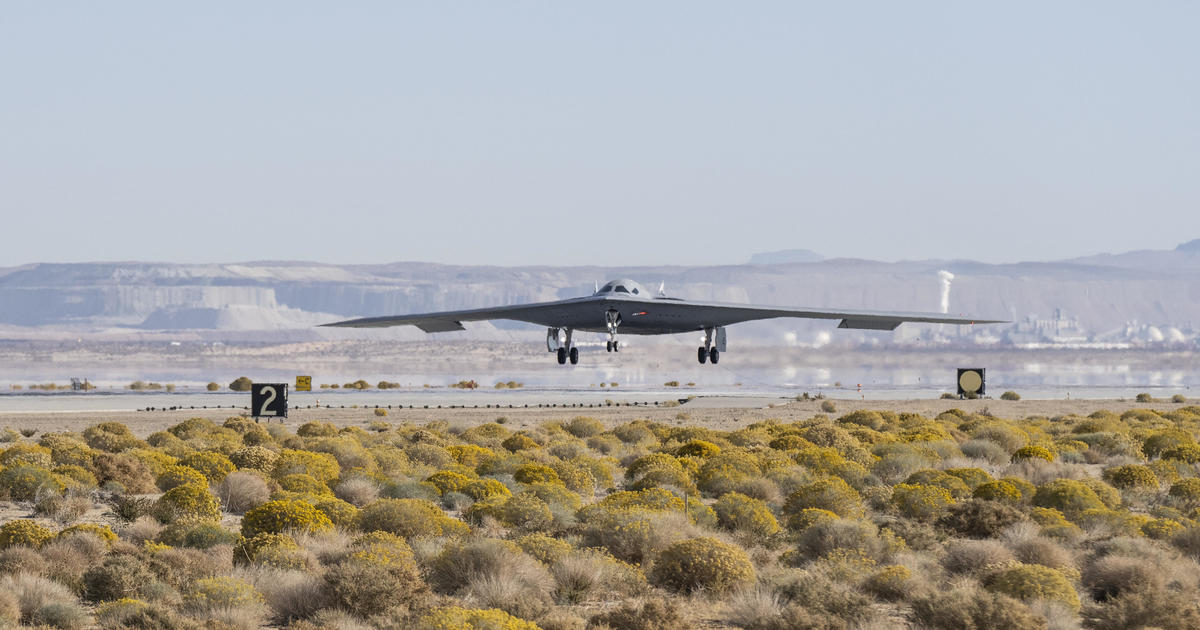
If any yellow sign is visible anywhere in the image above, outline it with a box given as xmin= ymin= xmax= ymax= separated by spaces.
xmin=296 ymin=375 xmax=312 ymax=392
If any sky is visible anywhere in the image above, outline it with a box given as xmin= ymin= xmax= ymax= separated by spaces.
xmin=1 ymin=2 xmax=1197 ymax=267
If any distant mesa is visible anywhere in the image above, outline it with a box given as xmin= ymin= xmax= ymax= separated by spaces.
xmin=1175 ymin=239 xmax=1200 ymax=253
xmin=748 ymin=249 xmax=824 ymax=265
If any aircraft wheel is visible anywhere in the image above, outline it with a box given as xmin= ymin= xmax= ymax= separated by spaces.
xmin=557 ymin=347 xmax=567 ymax=365
xmin=698 ymin=347 xmax=708 ymax=364
xmin=709 ymin=348 xmax=719 ymax=364
xmin=569 ymin=347 xmax=579 ymax=365
xmin=613 ymin=341 xmax=619 ymax=352
xmin=606 ymin=341 xmax=613 ymax=352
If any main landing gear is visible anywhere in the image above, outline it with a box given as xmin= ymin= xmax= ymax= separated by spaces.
xmin=698 ymin=327 xmax=723 ymax=365
xmin=548 ymin=328 xmax=578 ymax=365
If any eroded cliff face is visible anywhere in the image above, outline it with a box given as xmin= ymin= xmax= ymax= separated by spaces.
xmin=0 ymin=254 xmax=1197 ymax=340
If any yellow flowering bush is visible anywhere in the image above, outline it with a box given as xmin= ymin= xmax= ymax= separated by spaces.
xmin=650 ymin=537 xmax=755 ymax=594
xmin=241 ymin=498 xmax=334 ymax=537
xmin=891 ymin=483 xmax=955 ymax=521
xmin=156 ymin=483 xmax=221 ymax=523
xmin=273 ymin=449 xmax=339 ymax=483
xmin=0 ymin=519 xmax=54 ymax=549
xmin=1102 ymin=464 xmax=1159 ymax=490
xmin=415 ymin=607 xmax=541 ymax=630
xmin=783 ymin=477 xmax=864 ymax=518
xmin=358 ymin=498 xmax=468 ymax=539
xmin=230 ymin=445 xmax=279 ymax=472
xmin=180 ymin=451 xmax=236 ymax=483
xmin=713 ymin=492 xmax=781 ymax=537
xmin=514 ymin=463 xmax=560 ymax=485
xmin=985 ymin=563 xmax=1080 ymax=610
xmin=156 ymin=464 xmax=208 ymax=492
xmin=426 ymin=470 xmax=474 ymax=495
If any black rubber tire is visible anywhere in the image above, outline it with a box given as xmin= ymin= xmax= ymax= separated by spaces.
xmin=606 ymin=341 xmax=613 ymax=352
xmin=709 ymin=348 xmax=719 ymax=364
xmin=569 ymin=346 xmax=579 ymax=365
xmin=557 ymin=347 xmax=567 ymax=365
xmin=613 ymin=341 xmax=619 ymax=352
xmin=698 ymin=346 xmax=707 ymax=364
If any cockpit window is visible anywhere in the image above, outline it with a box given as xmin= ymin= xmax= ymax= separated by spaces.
xmin=615 ymin=285 xmax=629 ymax=293
xmin=632 ymin=288 xmax=639 ymax=294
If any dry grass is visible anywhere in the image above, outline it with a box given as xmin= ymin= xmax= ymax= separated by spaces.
xmin=217 ymin=470 xmax=271 ymax=514
xmin=334 ymin=476 xmax=380 ymax=507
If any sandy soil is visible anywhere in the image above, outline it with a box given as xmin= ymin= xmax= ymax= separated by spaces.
xmin=0 ymin=396 xmax=1189 ymax=438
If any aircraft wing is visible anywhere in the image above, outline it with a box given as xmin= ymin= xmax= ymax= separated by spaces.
xmin=635 ymin=298 xmax=1005 ymax=330
xmin=319 ymin=297 xmax=590 ymax=332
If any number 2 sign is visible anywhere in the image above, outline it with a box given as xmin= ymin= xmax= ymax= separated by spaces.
xmin=251 ymin=383 xmax=288 ymax=418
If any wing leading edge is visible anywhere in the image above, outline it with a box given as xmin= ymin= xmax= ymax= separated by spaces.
xmin=322 ymin=295 xmax=1004 ymax=332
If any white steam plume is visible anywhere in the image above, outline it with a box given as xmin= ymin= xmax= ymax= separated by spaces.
xmin=937 ymin=270 xmax=955 ymax=314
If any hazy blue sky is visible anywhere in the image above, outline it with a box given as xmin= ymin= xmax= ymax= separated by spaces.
xmin=1 ymin=2 xmax=1196 ymax=267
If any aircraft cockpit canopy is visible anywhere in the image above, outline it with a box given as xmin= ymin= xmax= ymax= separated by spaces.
xmin=594 ymin=279 xmax=650 ymax=297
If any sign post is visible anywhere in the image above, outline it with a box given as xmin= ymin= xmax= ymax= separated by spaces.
xmin=957 ymin=368 xmax=986 ymax=398
xmin=296 ymin=376 xmax=311 ymax=392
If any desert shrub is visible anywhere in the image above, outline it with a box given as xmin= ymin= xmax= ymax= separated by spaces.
xmin=1032 ymin=478 xmax=1106 ymax=518
xmin=973 ymin=480 xmax=1022 ymax=504
xmin=1000 ymin=391 xmax=1021 ymax=401
xmin=0 ymin=464 xmax=63 ymax=501
xmin=82 ymin=554 xmax=156 ymax=602
xmin=941 ymin=538 xmax=1015 ymax=575
xmin=216 ymin=470 xmax=271 ymax=514
xmin=588 ymin=599 xmax=687 ymax=630
xmin=180 ymin=451 xmax=236 ymax=483
xmin=0 ymin=443 xmax=52 ymax=468
xmin=1162 ymin=443 xmax=1200 ymax=463
xmin=578 ymin=509 xmax=696 ymax=564
xmin=83 ymin=422 xmax=142 ymax=452
xmin=514 ymin=463 xmax=560 ymax=485
xmin=0 ymin=519 xmax=54 ymax=549
xmin=960 ymin=439 xmax=1011 ymax=465
xmin=516 ymin=532 xmax=574 ymax=565
xmin=985 ymin=563 xmax=1079 ymax=610
xmin=909 ymin=585 xmax=1046 ymax=630
xmin=0 ymin=545 xmax=48 ymax=576
xmin=500 ymin=493 xmax=554 ymax=532
xmin=183 ymin=576 xmax=265 ymax=624
xmin=58 ymin=523 xmax=116 ymax=545
xmin=1081 ymin=478 xmax=1122 ymax=509
xmin=1169 ymin=478 xmax=1200 ymax=508
xmin=864 ymin=564 xmax=912 ymax=601
xmin=90 ymin=453 xmax=156 ymax=493
xmin=277 ymin=473 xmax=333 ymax=496
xmin=156 ymin=464 xmax=208 ymax=492
xmin=905 ymin=469 xmax=971 ymax=498
xmin=155 ymin=483 xmax=220 ymax=523
xmin=550 ymin=461 xmax=597 ymax=495
xmin=501 ymin=434 xmax=539 ymax=452
xmin=1083 ymin=554 xmax=1161 ymax=602
xmin=415 ymin=606 xmax=542 ymax=630
xmin=793 ymin=517 xmax=887 ymax=562
xmin=891 ymin=483 xmax=955 ymax=520
xmin=462 ymin=478 xmax=512 ymax=501
xmin=676 ymin=440 xmax=721 ymax=458
xmin=937 ymin=499 xmax=1026 ymax=538
xmin=566 ymin=416 xmax=605 ymax=438
xmin=1084 ymin=583 xmax=1200 ymax=630
xmin=324 ymin=532 xmax=425 ymax=616
xmin=695 ymin=451 xmax=764 ymax=494
xmin=650 ymin=537 xmax=754 ymax=594
xmin=230 ymin=446 xmax=279 ymax=472
xmin=241 ymin=499 xmax=334 ymax=537
xmin=314 ymin=496 xmax=359 ymax=528
xmin=159 ymin=520 xmax=239 ymax=549
xmin=358 ymin=498 xmax=467 ymax=539
xmin=273 ymin=450 xmax=339 ymax=483
xmin=1103 ymin=464 xmax=1159 ymax=490
xmin=1012 ymin=445 xmax=1055 ymax=462
xmin=783 ymin=477 xmax=863 ymax=519
xmin=713 ymin=492 xmax=781 ymax=537
xmin=334 ymin=476 xmax=380 ymax=507
xmin=426 ymin=470 xmax=473 ymax=495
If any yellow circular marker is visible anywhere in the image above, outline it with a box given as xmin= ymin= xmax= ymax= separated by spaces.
xmin=959 ymin=370 xmax=983 ymax=394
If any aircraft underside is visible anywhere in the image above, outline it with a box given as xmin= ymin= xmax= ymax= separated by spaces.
xmin=542 ymin=308 xmax=728 ymax=366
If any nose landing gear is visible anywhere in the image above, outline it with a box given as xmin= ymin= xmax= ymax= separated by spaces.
xmin=605 ymin=310 xmax=621 ymax=353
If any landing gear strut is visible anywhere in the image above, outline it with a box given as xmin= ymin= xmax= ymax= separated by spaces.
xmin=605 ymin=309 xmax=621 ymax=353
xmin=698 ymin=327 xmax=723 ymax=365
xmin=548 ymin=327 xmax=578 ymax=366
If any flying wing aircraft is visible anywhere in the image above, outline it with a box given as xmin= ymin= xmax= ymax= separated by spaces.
xmin=323 ymin=278 xmax=1005 ymax=365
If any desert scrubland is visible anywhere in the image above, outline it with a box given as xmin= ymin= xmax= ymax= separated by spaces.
xmin=1 ymin=400 xmax=1200 ymax=629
